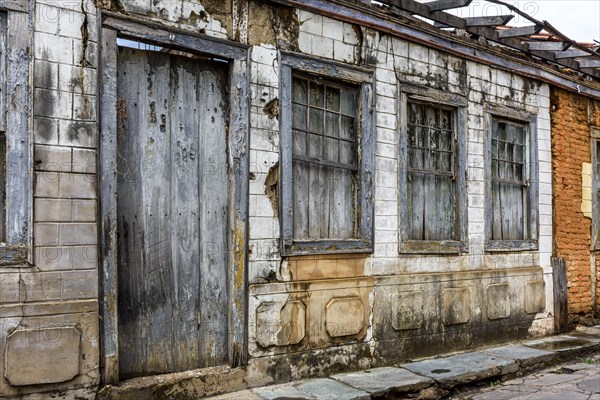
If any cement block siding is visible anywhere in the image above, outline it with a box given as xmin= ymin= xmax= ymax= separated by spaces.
xmin=247 ymin=10 xmax=551 ymax=278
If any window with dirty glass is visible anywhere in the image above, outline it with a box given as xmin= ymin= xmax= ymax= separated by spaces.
xmin=485 ymin=107 xmax=538 ymax=252
xmin=490 ymin=118 xmax=529 ymax=240
xmin=398 ymin=91 xmax=468 ymax=254
xmin=291 ymin=74 xmax=358 ymax=240
xmin=279 ymin=53 xmax=374 ymax=255
xmin=406 ymin=102 xmax=456 ymax=241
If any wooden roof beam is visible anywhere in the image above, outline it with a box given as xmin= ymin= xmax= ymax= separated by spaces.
xmin=527 ymin=41 xmax=571 ymax=51
xmin=465 ymin=15 xmax=514 ymax=27
xmin=554 ymin=48 xmax=597 ymax=59
xmin=386 ymin=0 xmax=466 ymax=28
xmin=378 ymin=0 xmax=600 ymax=78
xmin=578 ymin=59 xmax=600 ymax=68
xmin=425 ymin=0 xmax=473 ymax=11
xmin=497 ymin=25 xmax=542 ymax=38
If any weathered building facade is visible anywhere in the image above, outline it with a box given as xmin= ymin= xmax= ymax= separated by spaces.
xmin=551 ymin=88 xmax=600 ymax=315
xmin=0 ymin=0 xmax=598 ymax=398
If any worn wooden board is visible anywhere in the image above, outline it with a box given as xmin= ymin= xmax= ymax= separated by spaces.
xmin=2 ymin=7 xmax=31 ymax=263
xmin=99 ymin=27 xmax=119 ymax=384
xmin=552 ymin=257 xmax=568 ymax=333
xmin=116 ymin=47 xmax=230 ymax=378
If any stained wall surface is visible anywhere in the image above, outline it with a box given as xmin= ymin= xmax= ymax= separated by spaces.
xmin=0 ymin=0 xmax=571 ymax=398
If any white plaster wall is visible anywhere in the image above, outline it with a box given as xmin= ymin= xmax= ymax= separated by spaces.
xmin=247 ymin=10 xmax=553 ymax=279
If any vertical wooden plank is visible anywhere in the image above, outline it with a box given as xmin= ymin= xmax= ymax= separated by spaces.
xmin=196 ymin=60 xmax=229 ymax=367
xmin=280 ymin=64 xmax=294 ymax=250
xmin=118 ymin=48 xmax=180 ymax=378
xmin=409 ymin=104 xmax=425 ymax=240
xmin=0 ymin=12 xmax=7 ymax=132
xmin=552 ymin=257 xmax=568 ymax=333
xmin=0 ymin=134 xmax=5 ymax=242
xmin=484 ymin=112 xmax=494 ymax=244
xmin=456 ymin=107 xmax=468 ymax=243
xmin=491 ymin=181 xmax=502 ymax=240
xmin=140 ymin=50 xmax=176 ymax=375
xmin=117 ymin=47 xmax=148 ymax=377
xmin=528 ymin=115 xmax=539 ymax=241
xmin=228 ymin=56 xmax=249 ymax=366
xmin=5 ymin=9 xmax=32 ymax=250
xmin=292 ymin=78 xmax=309 ymax=239
xmin=99 ymin=27 xmax=119 ymax=384
xmin=398 ymin=92 xmax=409 ymax=246
xmin=0 ymin=13 xmax=5 ymax=243
xmin=292 ymin=161 xmax=309 ymax=239
xmin=359 ymin=80 xmax=375 ymax=245
xmin=168 ymin=54 xmax=202 ymax=370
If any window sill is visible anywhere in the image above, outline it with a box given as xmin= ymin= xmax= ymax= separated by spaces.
xmin=485 ymin=240 xmax=538 ymax=252
xmin=0 ymin=243 xmax=28 ymax=266
xmin=399 ymin=240 xmax=468 ymax=255
xmin=282 ymin=239 xmax=373 ymax=257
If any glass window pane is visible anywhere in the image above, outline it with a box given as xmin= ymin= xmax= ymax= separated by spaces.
xmin=339 ymin=141 xmax=355 ymax=166
xmin=309 ymin=109 xmax=323 ymax=134
xmin=325 ymin=87 xmax=340 ymax=111
xmin=340 ymin=115 xmax=355 ymax=140
xmin=340 ymin=89 xmax=356 ymax=116
xmin=307 ymin=133 xmax=322 ymax=158
xmin=292 ymin=78 xmax=308 ymax=103
xmin=323 ymin=137 xmax=338 ymax=163
xmin=309 ymin=82 xmax=324 ymax=107
xmin=325 ymin=111 xmax=340 ymax=138
xmin=293 ymin=130 xmax=306 ymax=156
xmin=292 ymin=104 xmax=307 ymax=130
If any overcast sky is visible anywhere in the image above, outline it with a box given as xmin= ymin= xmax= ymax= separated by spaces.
xmin=437 ymin=0 xmax=600 ymax=43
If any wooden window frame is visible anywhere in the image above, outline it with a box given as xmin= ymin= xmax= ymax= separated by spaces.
xmin=279 ymin=51 xmax=375 ymax=256
xmin=99 ymin=13 xmax=250 ymax=383
xmin=398 ymin=84 xmax=468 ymax=254
xmin=0 ymin=1 xmax=33 ymax=266
xmin=484 ymin=103 xmax=538 ymax=252
xmin=591 ymin=127 xmax=600 ymax=250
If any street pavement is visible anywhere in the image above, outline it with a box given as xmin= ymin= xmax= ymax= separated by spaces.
xmin=207 ymin=328 xmax=600 ymax=399
xmin=450 ymin=352 xmax=600 ymax=400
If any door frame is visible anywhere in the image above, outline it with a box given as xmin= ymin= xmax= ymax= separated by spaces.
xmin=98 ymin=12 xmax=250 ymax=384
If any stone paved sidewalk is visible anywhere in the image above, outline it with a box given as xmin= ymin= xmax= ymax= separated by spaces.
xmin=450 ymin=352 xmax=600 ymax=400
xmin=207 ymin=326 xmax=600 ymax=400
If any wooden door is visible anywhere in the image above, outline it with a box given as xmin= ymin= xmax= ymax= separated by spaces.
xmin=116 ymin=46 xmax=229 ymax=379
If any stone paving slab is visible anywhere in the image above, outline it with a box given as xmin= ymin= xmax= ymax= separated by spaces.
xmin=332 ymin=367 xmax=433 ymax=396
xmin=482 ymin=344 xmax=556 ymax=367
xmin=252 ymin=382 xmax=311 ymax=399
xmin=400 ymin=351 xmax=518 ymax=388
xmin=210 ymin=389 xmax=263 ymax=400
xmin=577 ymin=378 xmax=600 ymax=394
xmin=296 ymin=378 xmax=370 ymax=400
xmin=252 ymin=378 xmax=370 ymax=400
xmin=524 ymin=335 xmax=598 ymax=353
xmin=517 ymin=391 xmax=590 ymax=400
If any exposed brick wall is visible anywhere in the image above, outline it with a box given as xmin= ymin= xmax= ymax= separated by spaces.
xmin=550 ymin=87 xmax=600 ymax=314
